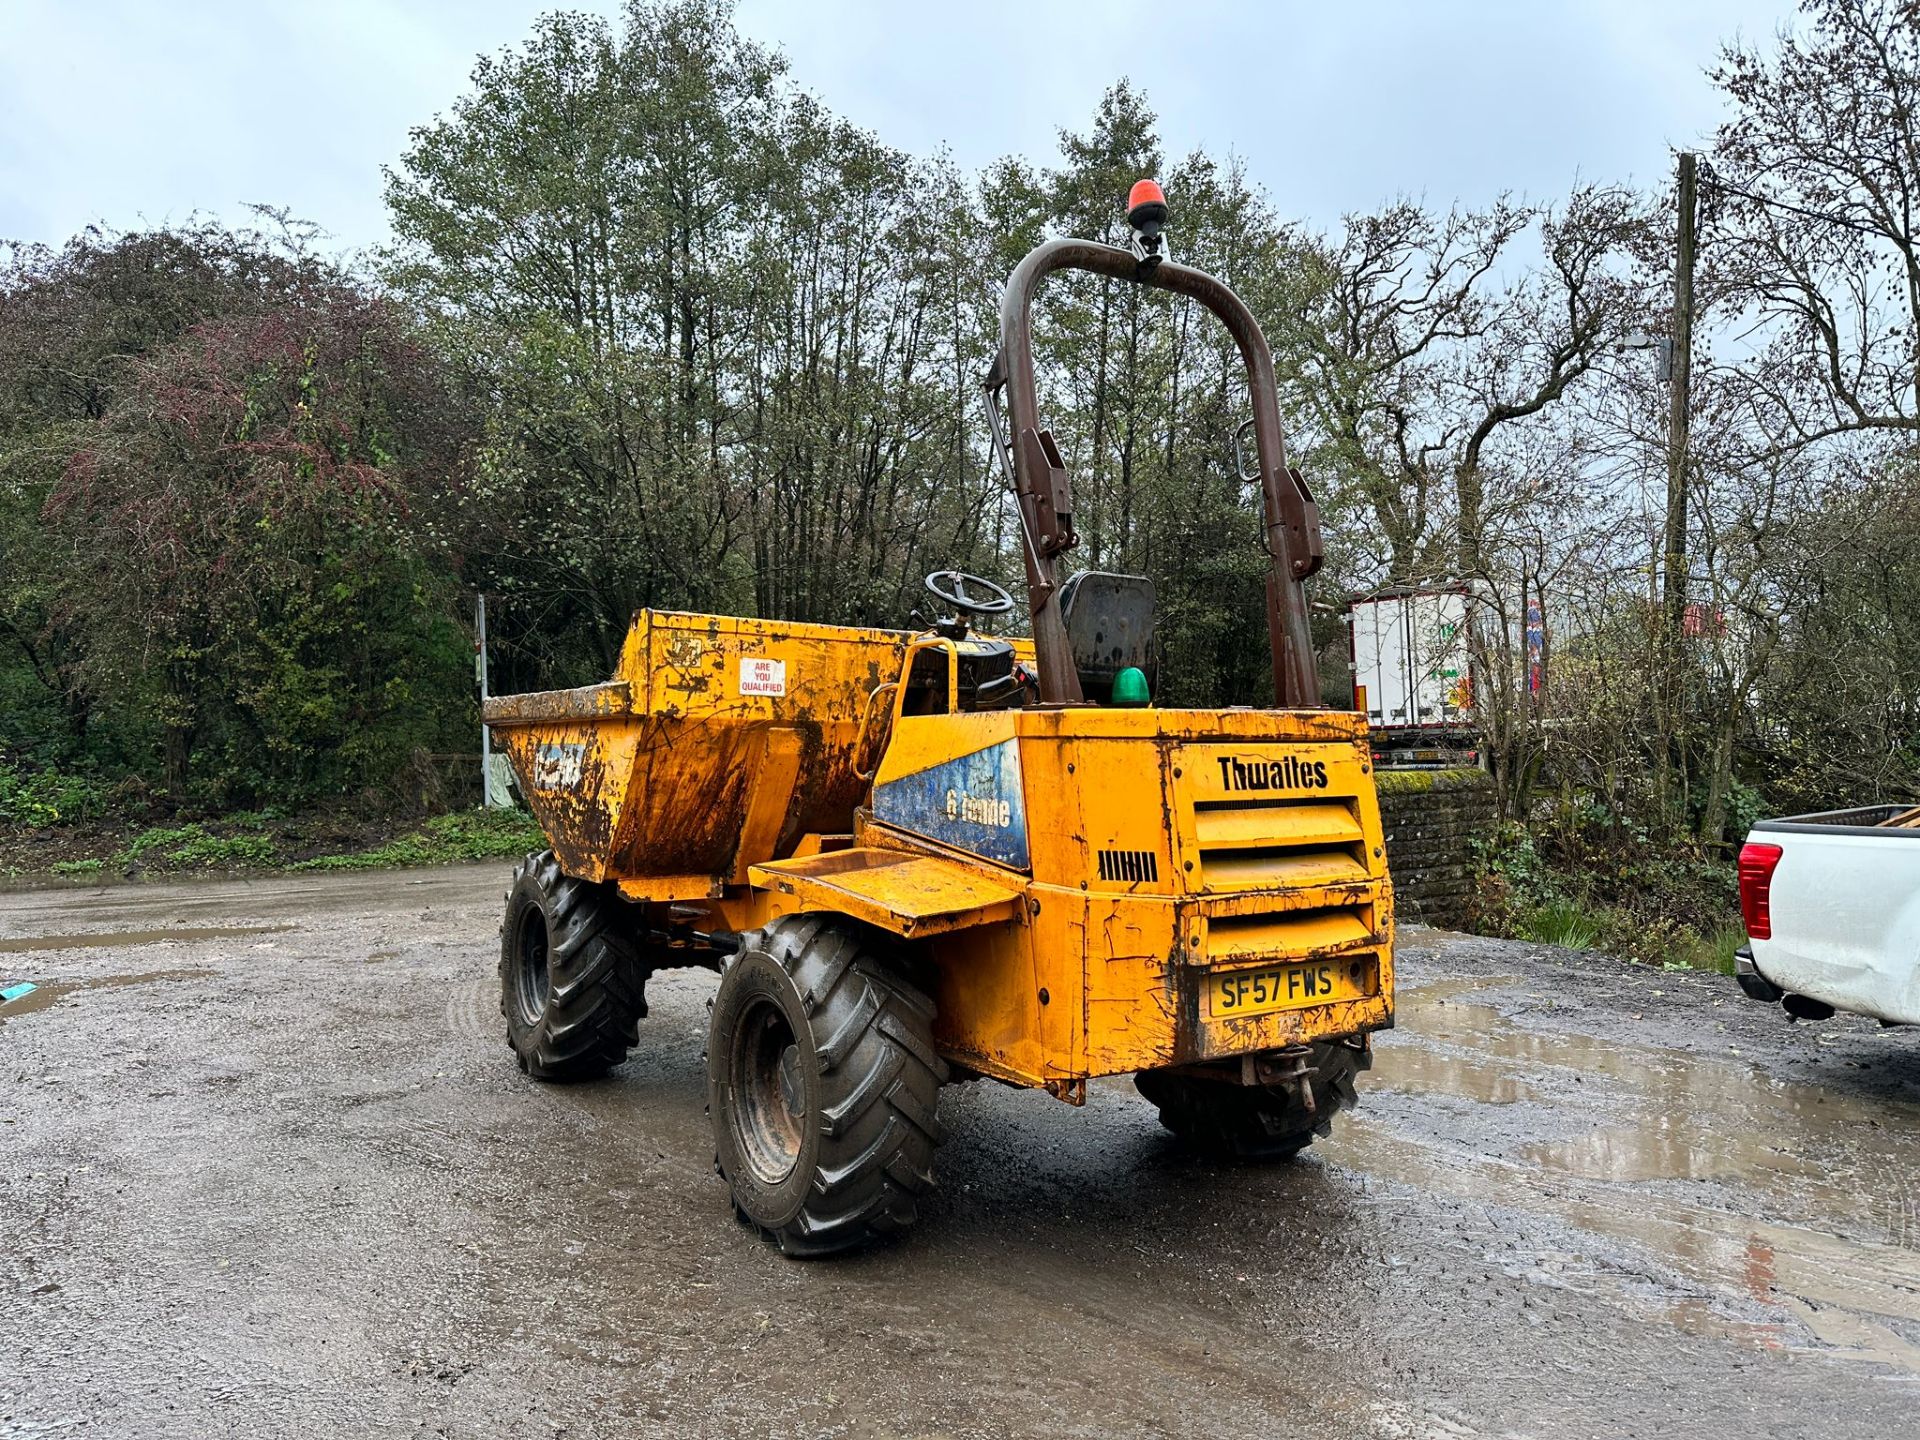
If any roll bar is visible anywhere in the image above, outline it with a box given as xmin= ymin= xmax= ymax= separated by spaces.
xmin=982 ymin=234 xmax=1325 ymax=707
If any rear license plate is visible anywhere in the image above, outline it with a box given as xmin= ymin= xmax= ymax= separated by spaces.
xmin=1207 ymin=957 xmax=1375 ymax=1017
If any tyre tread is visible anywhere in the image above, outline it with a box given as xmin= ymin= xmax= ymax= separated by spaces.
xmin=499 ymin=849 xmax=645 ymax=1082
xmin=712 ymin=917 xmax=944 ymax=1257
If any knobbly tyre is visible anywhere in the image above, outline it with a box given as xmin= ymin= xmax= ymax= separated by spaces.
xmin=483 ymin=182 xmax=1396 ymax=1256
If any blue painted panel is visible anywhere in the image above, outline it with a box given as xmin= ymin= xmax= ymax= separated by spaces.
xmin=872 ymin=738 xmax=1030 ymax=870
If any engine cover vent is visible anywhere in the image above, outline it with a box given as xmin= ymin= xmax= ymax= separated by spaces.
xmin=1097 ymin=848 xmax=1159 ymax=884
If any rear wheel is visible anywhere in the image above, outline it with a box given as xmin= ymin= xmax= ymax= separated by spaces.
xmin=499 ymin=850 xmax=646 ymax=1081
xmin=707 ymin=916 xmax=946 ymax=1257
xmin=1135 ymin=1040 xmax=1370 ymax=1160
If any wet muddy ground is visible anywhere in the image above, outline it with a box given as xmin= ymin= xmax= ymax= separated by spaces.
xmin=4 ymin=866 xmax=1919 ymax=1438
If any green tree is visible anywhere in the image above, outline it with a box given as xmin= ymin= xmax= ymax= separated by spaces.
xmin=386 ymin=0 xmax=1002 ymax=683
xmin=43 ymin=277 xmax=475 ymax=802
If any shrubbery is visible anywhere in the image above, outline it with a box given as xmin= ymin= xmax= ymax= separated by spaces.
xmin=289 ymin=809 xmax=544 ymax=871
xmin=0 ymin=763 xmax=113 ymax=828
xmin=1467 ymin=815 xmax=1745 ymax=972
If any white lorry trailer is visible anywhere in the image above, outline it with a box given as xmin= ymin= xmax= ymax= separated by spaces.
xmin=1735 ymin=804 xmax=1920 ymax=1025
xmin=1347 ymin=587 xmax=1475 ymax=766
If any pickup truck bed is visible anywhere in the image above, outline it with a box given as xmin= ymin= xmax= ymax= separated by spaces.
xmin=1738 ymin=804 xmax=1920 ymax=1025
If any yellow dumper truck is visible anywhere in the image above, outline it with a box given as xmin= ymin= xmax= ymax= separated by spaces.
xmin=484 ymin=182 xmax=1395 ymax=1255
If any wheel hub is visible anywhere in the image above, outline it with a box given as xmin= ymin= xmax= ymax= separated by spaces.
xmin=777 ymin=1043 xmax=804 ymax=1115
xmin=731 ymin=1000 xmax=805 ymax=1185
xmin=515 ymin=913 xmax=550 ymax=1026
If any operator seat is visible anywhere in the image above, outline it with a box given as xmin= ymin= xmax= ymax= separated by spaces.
xmin=1058 ymin=571 xmax=1157 ymax=704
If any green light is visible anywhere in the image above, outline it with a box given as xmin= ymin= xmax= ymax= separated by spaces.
xmin=1111 ymin=667 xmax=1150 ymax=707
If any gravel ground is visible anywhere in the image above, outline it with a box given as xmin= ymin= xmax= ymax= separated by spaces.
xmin=3 ymin=865 xmax=1918 ymax=1438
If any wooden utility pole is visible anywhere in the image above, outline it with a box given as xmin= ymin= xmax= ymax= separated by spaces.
xmin=1663 ymin=152 xmax=1697 ymax=644
xmin=1654 ymin=151 xmax=1699 ymax=837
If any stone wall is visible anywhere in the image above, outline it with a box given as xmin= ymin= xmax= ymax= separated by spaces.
xmin=1373 ymin=767 xmax=1498 ymax=925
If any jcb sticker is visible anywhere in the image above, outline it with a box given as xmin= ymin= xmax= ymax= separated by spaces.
xmin=738 ymin=657 xmax=787 ymax=696
xmin=532 ymin=742 xmax=585 ymax=790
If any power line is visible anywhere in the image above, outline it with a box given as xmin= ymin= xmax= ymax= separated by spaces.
xmin=1699 ymin=165 xmax=1887 ymax=239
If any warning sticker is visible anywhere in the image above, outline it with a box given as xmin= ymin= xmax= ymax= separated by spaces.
xmin=738 ymin=657 xmax=788 ymax=697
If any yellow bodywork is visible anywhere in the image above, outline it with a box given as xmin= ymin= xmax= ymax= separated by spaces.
xmin=482 ymin=611 xmax=914 ymax=893
xmin=486 ymin=609 xmax=1395 ymax=1099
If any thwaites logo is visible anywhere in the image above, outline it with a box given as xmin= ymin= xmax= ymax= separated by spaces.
xmin=944 ymin=789 xmax=1013 ymax=828
xmin=1216 ymin=754 xmax=1328 ymax=792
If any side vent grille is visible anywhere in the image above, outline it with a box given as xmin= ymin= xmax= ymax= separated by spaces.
xmin=1098 ymin=848 xmax=1159 ymax=884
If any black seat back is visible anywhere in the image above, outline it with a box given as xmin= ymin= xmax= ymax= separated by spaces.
xmin=1058 ymin=571 xmax=1157 ymax=702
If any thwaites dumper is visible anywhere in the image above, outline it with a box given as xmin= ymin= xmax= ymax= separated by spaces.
xmin=484 ymin=182 xmax=1395 ymax=1256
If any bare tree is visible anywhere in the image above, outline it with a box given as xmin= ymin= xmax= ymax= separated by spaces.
xmin=1710 ymin=0 xmax=1920 ymax=455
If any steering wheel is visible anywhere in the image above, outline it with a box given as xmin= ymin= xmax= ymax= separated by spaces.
xmin=924 ymin=570 xmax=1015 ymax=618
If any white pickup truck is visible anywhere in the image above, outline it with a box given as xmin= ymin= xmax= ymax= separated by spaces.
xmin=1735 ymin=804 xmax=1920 ymax=1025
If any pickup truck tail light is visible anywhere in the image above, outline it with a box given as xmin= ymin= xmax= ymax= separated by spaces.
xmin=1738 ymin=841 xmax=1783 ymax=940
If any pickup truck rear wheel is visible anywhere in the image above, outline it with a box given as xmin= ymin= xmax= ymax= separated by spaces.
xmin=499 ymin=850 xmax=646 ymax=1081
xmin=1135 ymin=1039 xmax=1370 ymax=1160
xmin=707 ymin=917 xmax=946 ymax=1257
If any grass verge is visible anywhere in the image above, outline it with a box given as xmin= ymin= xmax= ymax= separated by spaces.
xmin=4 ymin=806 xmax=547 ymax=882
xmin=288 ymin=809 xmax=545 ymax=871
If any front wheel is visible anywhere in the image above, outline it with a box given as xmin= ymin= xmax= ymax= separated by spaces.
xmin=707 ymin=917 xmax=946 ymax=1257
xmin=1135 ymin=1039 xmax=1370 ymax=1160
xmin=499 ymin=851 xmax=646 ymax=1081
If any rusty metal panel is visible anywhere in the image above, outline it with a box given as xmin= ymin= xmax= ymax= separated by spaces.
xmin=876 ymin=706 xmax=1396 ymax=1087
xmin=486 ymin=610 xmax=914 ymax=886
xmin=482 ymin=681 xmax=633 ymax=725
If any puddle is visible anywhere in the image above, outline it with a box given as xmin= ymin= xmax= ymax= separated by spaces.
xmin=0 ymin=968 xmax=209 ymax=1020
xmin=0 ymin=924 xmax=292 ymax=955
xmin=1373 ymin=1039 xmax=1545 ymax=1106
xmin=1334 ymin=973 xmax=1920 ymax=1371
xmin=1379 ymin=976 xmax=1920 ymax=1223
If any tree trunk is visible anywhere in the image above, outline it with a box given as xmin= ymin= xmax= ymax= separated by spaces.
xmin=1455 ymin=461 xmax=1484 ymax=578
xmin=1698 ymin=712 xmax=1737 ymax=849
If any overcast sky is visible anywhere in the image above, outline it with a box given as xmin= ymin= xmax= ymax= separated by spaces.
xmin=1 ymin=0 xmax=1792 ymax=259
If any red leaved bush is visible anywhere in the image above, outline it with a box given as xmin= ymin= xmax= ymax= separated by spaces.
xmin=43 ymin=276 xmax=476 ymax=794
